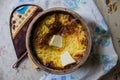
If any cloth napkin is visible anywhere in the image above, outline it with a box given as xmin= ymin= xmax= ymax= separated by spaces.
xmin=10 ymin=0 xmax=118 ymax=80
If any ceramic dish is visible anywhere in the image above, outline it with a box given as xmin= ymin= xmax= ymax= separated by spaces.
xmin=26 ymin=7 xmax=92 ymax=74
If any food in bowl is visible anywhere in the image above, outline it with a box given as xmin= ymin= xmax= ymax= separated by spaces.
xmin=32 ymin=13 xmax=88 ymax=69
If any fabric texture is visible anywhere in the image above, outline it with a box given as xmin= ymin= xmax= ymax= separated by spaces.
xmin=9 ymin=0 xmax=118 ymax=80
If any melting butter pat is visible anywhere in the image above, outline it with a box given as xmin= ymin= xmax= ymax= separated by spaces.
xmin=61 ymin=51 xmax=76 ymax=67
xmin=49 ymin=35 xmax=63 ymax=48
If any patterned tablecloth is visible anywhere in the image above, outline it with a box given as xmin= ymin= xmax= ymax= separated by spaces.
xmin=0 ymin=0 xmax=119 ymax=80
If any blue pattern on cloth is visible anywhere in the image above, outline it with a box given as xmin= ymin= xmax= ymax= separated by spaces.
xmin=19 ymin=0 xmax=24 ymax=3
xmin=80 ymin=0 xmax=87 ymax=4
xmin=61 ymin=76 xmax=66 ymax=80
xmin=63 ymin=0 xmax=87 ymax=10
xmin=16 ymin=6 xmax=29 ymax=14
xmin=40 ymin=73 xmax=77 ymax=80
xmin=70 ymin=75 xmax=75 ymax=79
xmin=101 ymin=39 xmax=110 ymax=47
xmin=64 ymin=0 xmax=78 ymax=10
xmin=101 ymin=54 xmax=116 ymax=73
xmin=51 ymin=78 xmax=57 ymax=80
xmin=19 ymin=0 xmax=34 ymax=3
xmin=10 ymin=0 xmax=118 ymax=80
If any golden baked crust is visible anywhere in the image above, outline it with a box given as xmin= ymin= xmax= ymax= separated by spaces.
xmin=32 ymin=13 xmax=88 ymax=69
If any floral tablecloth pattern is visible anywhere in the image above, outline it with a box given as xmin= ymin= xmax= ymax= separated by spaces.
xmin=0 ymin=0 xmax=118 ymax=80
